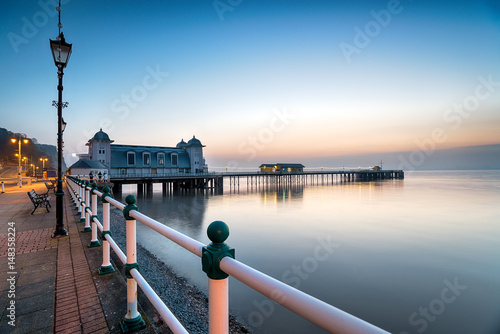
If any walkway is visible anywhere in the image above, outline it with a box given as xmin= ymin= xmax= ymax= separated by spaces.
xmin=0 ymin=181 xmax=160 ymax=333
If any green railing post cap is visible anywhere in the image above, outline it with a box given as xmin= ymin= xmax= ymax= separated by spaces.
xmin=207 ymin=220 xmax=230 ymax=243
xmin=123 ymin=195 xmax=138 ymax=220
xmin=202 ymin=221 xmax=235 ymax=280
xmin=102 ymin=186 xmax=112 ymax=202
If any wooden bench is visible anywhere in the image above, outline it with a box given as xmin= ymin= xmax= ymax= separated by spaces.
xmin=27 ymin=190 xmax=51 ymax=214
xmin=45 ymin=181 xmax=56 ymax=193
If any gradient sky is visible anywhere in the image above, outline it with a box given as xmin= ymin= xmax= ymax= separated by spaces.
xmin=1 ymin=0 xmax=499 ymax=169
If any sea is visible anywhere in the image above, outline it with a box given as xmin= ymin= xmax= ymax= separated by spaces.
xmin=115 ymin=170 xmax=500 ymax=334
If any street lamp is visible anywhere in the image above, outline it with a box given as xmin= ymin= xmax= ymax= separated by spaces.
xmin=40 ymin=158 xmax=48 ymax=180
xmin=40 ymin=157 xmax=48 ymax=168
xmin=49 ymin=1 xmax=71 ymax=237
xmin=11 ymin=135 xmax=29 ymax=187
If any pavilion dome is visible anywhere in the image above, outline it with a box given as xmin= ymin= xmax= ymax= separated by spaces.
xmin=187 ymin=136 xmax=203 ymax=147
xmin=90 ymin=129 xmax=113 ymax=142
xmin=176 ymin=139 xmax=188 ymax=149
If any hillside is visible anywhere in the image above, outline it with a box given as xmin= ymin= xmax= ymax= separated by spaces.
xmin=0 ymin=127 xmax=67 ymax=172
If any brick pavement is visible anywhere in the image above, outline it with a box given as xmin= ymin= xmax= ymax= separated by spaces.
xmin=0 ymin=181 xmax=108 ymax=333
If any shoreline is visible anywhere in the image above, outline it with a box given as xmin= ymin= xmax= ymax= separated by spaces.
xmin=101 ymin=206 xmax=250 ymax=334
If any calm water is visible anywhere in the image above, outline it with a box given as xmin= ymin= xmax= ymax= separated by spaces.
xmin=116 ymin=170 xmax=500 ymax=334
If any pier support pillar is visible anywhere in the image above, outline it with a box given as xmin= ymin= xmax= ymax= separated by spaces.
xmin=146 ymin=181 xmax=153 ymax=194
xmin=113 ymin=182 xmax=122 ymax=195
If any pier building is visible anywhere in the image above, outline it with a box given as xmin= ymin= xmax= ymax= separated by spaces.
xmin=69 ymin=129 xmax=207 ymax=177
xmin=259 ymin=163 xmax=305 ymax=174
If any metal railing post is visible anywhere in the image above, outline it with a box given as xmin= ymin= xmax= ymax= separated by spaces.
xmin=121 ymin=195 xmax=146 ymax=332
xmin=83 ymin=181 xmax=91 ymax=232
xmin=76 ymin=179 xmax=82 ymax=215
xmin=73 ymin=178 xmax=80 ymax=210
xmin=88 ymin=183 xmax=101 ymax=247
xmin=67 ymin=177 xmax=73 ymax=204
xmin=70 ymin=178 xmax=77 ymax=207
xmin=201 ymin=221 xmax=235 ymax=334
xmin=79 ymin=181 xmax=85 ymax=222
xmin=99 ymin=186 xmax=115 ymax=275
xmin=73 ymin=179 xmax=79 ymax=209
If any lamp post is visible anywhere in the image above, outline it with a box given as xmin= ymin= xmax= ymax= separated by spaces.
xmin=11 ymin=135 xmax=29 ymax=188
xmin=50 ymin=1 xmax=71 ymax=237
xmin=40 ymin=158 xmax=48 ymax=180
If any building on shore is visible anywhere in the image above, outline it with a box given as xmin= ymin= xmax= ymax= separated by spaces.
xmin=67 ymin=159 xmax=109 ymax=181
xmin=68 ymin=129 xmax=207 ymax=178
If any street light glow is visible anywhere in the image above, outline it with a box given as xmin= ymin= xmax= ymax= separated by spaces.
xmin=11 ymin=135 xmax=29 ymax=188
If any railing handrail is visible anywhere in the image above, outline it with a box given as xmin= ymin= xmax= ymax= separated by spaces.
xmin=220 ymin=257 xmax=388 ymax=334
xmin=129 ymin=210 xmax=204 ymax=257
xmin=66 ymin=175 xmax=389 ymax=334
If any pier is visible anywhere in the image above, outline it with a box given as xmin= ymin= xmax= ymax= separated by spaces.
xmin=227 ymin=169 xmax=404 ymax=188
xmin=106 ymin=169 xmax=404 ymax=194
xmin=70 ymin=129 xmax=404 ymax=195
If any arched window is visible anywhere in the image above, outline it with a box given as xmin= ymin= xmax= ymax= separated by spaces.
xmin=158 ymin=153 xmax=165 ymax=166
xmin=127 ymin=152 xmax=135 ymax=166
xmin=143 ymin=152 xmax=151 ymax=166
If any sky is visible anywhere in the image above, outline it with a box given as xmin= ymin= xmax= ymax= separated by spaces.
xmin=1 ymin=0 xmax=500 ymax=170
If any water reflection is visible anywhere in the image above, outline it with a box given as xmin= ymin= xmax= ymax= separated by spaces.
xmin=115 ymin=186 xmax=210 ymax=234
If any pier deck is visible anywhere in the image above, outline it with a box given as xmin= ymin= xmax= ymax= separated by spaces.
xmin=108 ymin=170 xmax=404 ymax=194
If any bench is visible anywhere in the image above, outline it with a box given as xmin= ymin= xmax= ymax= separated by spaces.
xmin=27 ymin=190 xmax=51 ymax=214
xmin=45 ymin=181 xmax=56 ymax=193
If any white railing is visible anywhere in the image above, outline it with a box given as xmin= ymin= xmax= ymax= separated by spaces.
xmin=66 ymin=176 xmax=389 ymax=334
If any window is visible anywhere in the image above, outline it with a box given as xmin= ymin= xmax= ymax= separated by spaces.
xmin=171 ymin=154 xmax=178 ymax=166
xmin=127 ymin=152 xmax=135 ymax=166
xmin=158 ymin=153 xmax=165 ymax=165
xmin=143 ymin=152 xmax=150 ymax=166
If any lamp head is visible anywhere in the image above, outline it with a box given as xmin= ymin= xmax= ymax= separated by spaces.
xmin=50 ymin=32 xmax=72 ymax=68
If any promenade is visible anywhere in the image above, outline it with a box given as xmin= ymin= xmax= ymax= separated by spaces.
xmin=0 ymin=181 xmax=162 ymax=333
